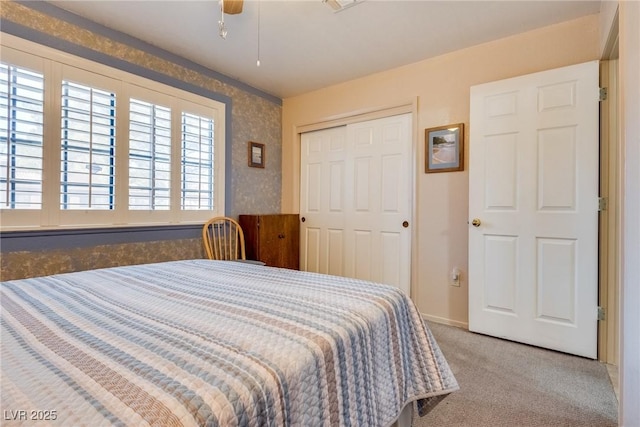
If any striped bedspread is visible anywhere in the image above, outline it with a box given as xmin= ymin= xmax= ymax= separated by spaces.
xmin=1 ymin=260 xmax=458 ymax=426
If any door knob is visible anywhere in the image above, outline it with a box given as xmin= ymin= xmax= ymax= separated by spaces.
xmin=471 ymin=218 xmax=481 ymax=227
xmin=301 ymin=217 xmax=306 ymax=222
xmin=402 ymin=221 xmax=409 ymax=228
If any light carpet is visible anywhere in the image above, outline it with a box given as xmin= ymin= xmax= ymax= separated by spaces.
xmin=416 ymin=322 xmax=618 ymax=427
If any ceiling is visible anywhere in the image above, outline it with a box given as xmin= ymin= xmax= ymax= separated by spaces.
xmin=48 ymin=0 xmax=602 ymax=99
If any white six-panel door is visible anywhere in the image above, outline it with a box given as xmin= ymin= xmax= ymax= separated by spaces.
xmin=300 ymin=114 xmax=412 ymax=295
xmin=300 ymin=126 xmax=348 ymax=277
xmin=468 ymin=61 xmax=599 ymax=358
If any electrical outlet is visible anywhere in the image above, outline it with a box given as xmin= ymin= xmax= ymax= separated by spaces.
xmin=451 ymin=267 xmax=461 ymax=287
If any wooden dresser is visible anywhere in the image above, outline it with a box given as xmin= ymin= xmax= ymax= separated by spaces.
xmin=239 ymin=214 xmax=300 ymax=270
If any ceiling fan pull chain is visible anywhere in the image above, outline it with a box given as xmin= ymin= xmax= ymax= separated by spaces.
xmin=218 ymin=0 xmax=227 ymax=39
xmin=256 ymin=0 xmax=261 ymax=67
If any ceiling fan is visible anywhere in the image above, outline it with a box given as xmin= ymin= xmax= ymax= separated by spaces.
xmin=221 ymin=0 xmax=363 ymax=15
xmin=222 ymin=0 xmax=243 ymax=15
xmin=218 ymin=0 xmax=244 ymax=39
xmin=219 ymin=0 xmax=264 ymax=66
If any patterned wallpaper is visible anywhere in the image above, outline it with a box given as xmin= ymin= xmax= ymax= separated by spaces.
xmin=1 ymin=239 xmax=205 ymax=281
xmin=0 ymin=1 xmax=283 ymax=279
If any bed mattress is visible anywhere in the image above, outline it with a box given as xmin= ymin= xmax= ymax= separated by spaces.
xmin=1 ymin=260 xmax=457 ymax=426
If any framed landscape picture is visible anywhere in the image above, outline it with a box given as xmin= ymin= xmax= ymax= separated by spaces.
xmin=248 ymin=141 xmax=265 ymax=168
xmin=425 ymin=123 xmax=464 ymax=173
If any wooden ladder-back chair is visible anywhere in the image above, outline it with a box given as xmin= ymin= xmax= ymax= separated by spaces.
xmin=203 ymin=217 xmax=246 ymax=261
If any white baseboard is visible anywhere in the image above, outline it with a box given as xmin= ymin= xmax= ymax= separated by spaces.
xmin=421 ymin=313 xmax=468 ymax=330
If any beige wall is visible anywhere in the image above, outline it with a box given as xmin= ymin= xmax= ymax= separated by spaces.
xmin=281 ymin=15 xmax=600 ymax=325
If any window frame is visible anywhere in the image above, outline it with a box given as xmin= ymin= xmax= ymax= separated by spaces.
xmin=0 ymin=46 xmax=47 ymax=228
xmin=56 ymin=63 xmax=122 ymax=227
xmin=0 ymin=34 xmax=226 ymax=231
xmin=128 ymin=94 xmax=172 ymax=212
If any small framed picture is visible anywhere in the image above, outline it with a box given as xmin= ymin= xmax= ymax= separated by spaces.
xmin=248 ymin=141 xmax=265 ymax=168
xmin=425 ymin=123 xmax=464 ymax=173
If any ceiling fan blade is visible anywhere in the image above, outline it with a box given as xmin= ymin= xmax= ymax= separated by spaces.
xmin=223 ymin=0 xmax=244 ymax=15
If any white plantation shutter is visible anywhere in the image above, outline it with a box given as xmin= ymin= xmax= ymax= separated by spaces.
xmin=181 ymin=112 xmax=214 ymax=210
xmin=60 ymin=80 xmax=116 ymax=210
xmin=129 ymin=98 xmax=171 ymax=210
xmin=0 ymin=63 xmax=44 ymax=209
xmin=1 ymin=35 xmax=225 ymax=230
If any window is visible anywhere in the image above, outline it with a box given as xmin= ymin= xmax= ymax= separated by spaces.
xmin=0 ymin=63 xmax=44 ymax=210
xmin=181 ymin=112 xmax=214 ymax=210
xmin=0 ymin=37 xmax=226 ymax=230
xmin=60 ymin=80 xmax=116 ymax=210
xmin=129 ymin=98 xmax=171 ymax=210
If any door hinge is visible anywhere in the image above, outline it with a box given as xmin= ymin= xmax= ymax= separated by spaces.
xmin=598 ymin=197 xmax=608 ymax=211
xmin=598 ymin=306 xmax=606 ymax=321
xmin=599 ymin=87 xmax=608 ymax=101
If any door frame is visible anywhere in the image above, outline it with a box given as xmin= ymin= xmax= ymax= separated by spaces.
xmin=294 ymin=99 xmax=419 ymax=298
xmin=599 ymin=59 xmax=620 ymax=365
xmin=598 ymin=9 xmax=620 ymax=365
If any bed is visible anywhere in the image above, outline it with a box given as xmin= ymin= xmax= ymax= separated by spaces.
xmin=1 ymin=260 xmax=458 ymax=426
